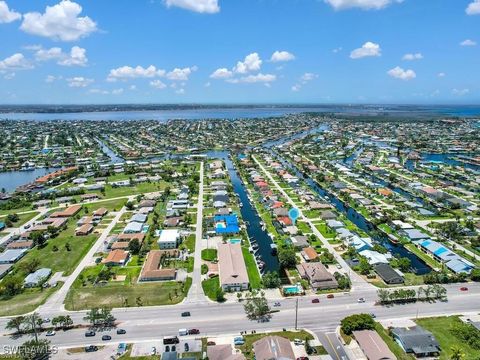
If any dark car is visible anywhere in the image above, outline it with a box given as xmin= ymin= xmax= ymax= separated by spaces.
xmin=460 ymin=287 xmax=469 ymax=291
xmin=184 ymin=343 xmax=190 ymax=352
xmin=327 ymin=294 xmax=334 ymax=299
xmin=181 ymin=311 xmax=191 ymax=317
xmin=85 ymin=331 xmax=96 ymax=337
xmin=207 ymin=341 xmax=216 ymax=346
xmin=311 ymin=298 xmax=320 ymax=303
xmin=163 ymin=336 xmax=179 ymax=345
xmin=85 ymin=345 xmax=98 ymax=352
xmin=116 ymin=329 xmax=126 ymax=335
xmin=102 ymin=335 xmax=112 ymax=341
xmin=188 ymin=329 xmax=200 ymax=335
xmin=297 ymin=357 xmax=309 ymax=360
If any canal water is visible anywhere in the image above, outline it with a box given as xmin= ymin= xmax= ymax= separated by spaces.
xmin=265 ymin=149 xmax=431 ymax=275
xmin=209 ymin=151 xmax=279 ymax=273
xmin=97 ymin=139 xmax=124 ymax=164
xmin=0 ymin=167 xmax=61 ymax=193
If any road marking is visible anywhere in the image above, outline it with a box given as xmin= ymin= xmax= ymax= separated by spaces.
xmin=325 ymin=333 xmax=341 ymax=360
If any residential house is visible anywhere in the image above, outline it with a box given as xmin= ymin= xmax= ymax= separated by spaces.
xmin=139 ymin=250 xmax=177 ymax=282
xmin=157 ymin=229 xmax=181 ymax=249
xmin=0 ymin=249 xmax=27 ymax=264
xmin=374 ymin=264 xmax=404 ymax=284
xmin=24 ymin=268 xmax=51 ymax=288
xmin=353 ymin=330 xmax=397 ymax=360
xmin=102 ymin=249 xmax=129 ymax=266
xmin=218 ymin=243 xmax=249 ymax=292
xmin=391 ymin=326 xmax=440 ymax=358
xmin=296 ymin=262 xmax=338 ymax=290
xmin=207 ymin=344 xmax=245 ymax=360
xmin=253 ymin=336 xmax=295 ymax=360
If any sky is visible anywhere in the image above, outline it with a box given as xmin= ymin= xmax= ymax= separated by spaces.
xmin=0 ymin=0 xmax=479 ymax=105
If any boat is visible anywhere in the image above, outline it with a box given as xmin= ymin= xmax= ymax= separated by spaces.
xmin=270 ymin=243 xmax=278 ymax=255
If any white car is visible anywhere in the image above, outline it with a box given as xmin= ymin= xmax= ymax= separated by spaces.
xmin=45 ymin=330 xmax=55 ymax=336
xmin=357 ymin=298 xmax=366 ymax=303
xmin=293 ymin=339 xmax=304 ymax=346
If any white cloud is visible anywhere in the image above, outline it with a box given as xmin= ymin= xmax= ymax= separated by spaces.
xmin=20 ymin=0 xmax=97 ymax=41
xmin=325 ymin=0 xmax=403 ymax=10
xmin=88 ymin=88 xmax=109 ymax=95
xmin=301 ymin=72 xmax=318 ymax=82
xmin=166 ymin=66 xmax=197 ymax=81
xmin=210 ymin=67 xmax=233 ymax=79
xmin=164 ymin=0 xmax=219 ymax=13
xmin=460 ymin=39 xmax=477 ymax=46
xmin=233 ymin=53 xmax=262 ymax=74
xmin=150 ymin=79 xmax=167 ymax=89
xmin=58 ymin=46 xmax=87 ymax=66
xmin=452 ymin=88 xmax=470 ymax=96
xmin=438 ymin=72 xmax=446 ymax=78
xmin=402 ymin=53 xmax=423 ymax=61
xmin=112 ymin=88 xmax=124 ymax=95
xmin=175 ymin=88 xmax=185 ymax=94
xmin=67 ymin=76 xmax=93 ymax=87
xmin=466 ymin=0 xmax=480 ymax=15
xmin=45 ymin=75 xmax=58 ymax=83
xmin=35 ymin=46 xmax=87 ymax=66
xmin=332 ymin=47 xmax=343 ymax=53
xmin=387 ymin=66 xmax=416 ymax=80
xmin=229 ymin=73 xmax=276 ymax=84
xmin=291 ymin=84 xmax=301 ymax=92
xmin=204 ymin=82 xmax=211 ymax=87
xmin=3 ymin=72 xmax=15 ymax=80
xmin=350 ymin=41 xmax=381 ymax=59
xmin=0 ymin=1 xmax=21 ymax=23
xmin=107 ymin=65 xmax=165 ymax=81
xmin=0 ymin=53 xmax=33 ymax=70
xmin=270 ymin=50 xmax=295 ymax=62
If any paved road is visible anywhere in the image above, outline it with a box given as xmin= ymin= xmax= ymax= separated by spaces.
xmin=252 ymin=155 xmax=373 ymax=292
xmin=317 ymin=332 xmax=348 ymax=360
xmin=186 ymin=161 xmax=207 ymax=304
xmin=1 ymin=283 xmax=478 ymax=353
xmin=39 ymin=203 xmax=130 ymax=312
xmin=0 ymin=209 xmax=48 ymax=246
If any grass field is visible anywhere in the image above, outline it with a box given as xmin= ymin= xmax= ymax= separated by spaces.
xmin=201 ymin=276 xmax=221 ymax=301
xmin=242 ymin=246 xmax=262 ymax=289
xmin=201 ymin=248 xmax=217 ymax=261
xmin=65 ymin=277 xmax=192 ymax=310
xmin=416 ymin=316 xmax=480 ymax=360
xmin=0 ymin=286 xmax=59 ymax=316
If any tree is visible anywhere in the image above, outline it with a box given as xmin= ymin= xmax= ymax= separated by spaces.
xmin=341 ymin=314 xmax=375 ymax=335
xmin=262 ymin=272 xmax=281 ymax=289
xmin=18 ymin=339 xmax=51 ymax=360
xmin=1 ymin=276 xmax=23 ymax=297
xmin=449 ymin=345 xmax=465 ymax=360
xmin=21 ymin=258 xmax=41 ymax=274
xmin=278 ymin=247 xmax=297 ymax=269
xmin=23 ymin=313 xmax=42 ymax=342
xmin=6 ymin=316 xmax=25 ymax=334
xmin=397 ymin=257 xmax=411 ymax=272
xmin=377 ymin=289 xmax=390 ymax=304
xmin=470 ymin=268 xmax=480 ymax=282
xmin=358 ymin=257 xmax=372 ymax=275
xmin=243 ymin=290 xmax=271 ymax=321
xmin=126 ymin=201 xmax=134 ymax=210
xmin=128 ymin=238 xmax=141 ymax=255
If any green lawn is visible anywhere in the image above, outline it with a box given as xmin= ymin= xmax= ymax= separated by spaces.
xmin=65 ymin=277 xmax=192 ymax=310
xmin=242 ymin=247 xmax=262 ymax=289
xmin=83 ymin=198 xmax=127 ymax=212
xmin=0 ymin=286 xmax=59 ymax=316
xmin=201 ymin=248 xmax=217 ymax=261
xmin=182 ymin=234 xmax=196 ymax=253
xmin=201 ymin=276 xmax=221 ymax=301
xmin=404 ymin=243 xmax=441 ymax=270
xmin=416 ymin=316 xmax=480 ymax=360
xmin=315 ymin=222 xmax=335 ymax=239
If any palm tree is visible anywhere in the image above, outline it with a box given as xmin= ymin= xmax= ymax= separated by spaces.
xmin=449 ymin=345 xmax=465 ymax=360
xmin=423 ymin=285 xmax=432 ymax=300
xmin=6 ymin=316 xmax=24 ymax=334
xmin=417 ymin=286 xmax=424 ymax=300
xmin=377 ymin=289 xmax=390 ymax=304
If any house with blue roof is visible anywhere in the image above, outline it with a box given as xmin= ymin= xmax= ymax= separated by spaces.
xmin=414 ymin=239 xmax=474 ymax=274
xmin=214 ymin=214 xmax=240 ymax=234
xmin=0 ymin=222 xmax=5 ymax=231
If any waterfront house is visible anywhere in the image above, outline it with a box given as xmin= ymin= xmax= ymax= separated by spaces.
xmin=374 ymin=264 xmax=404 ymax=284
xmin=218 ymin=243 xmax=249 ymax=292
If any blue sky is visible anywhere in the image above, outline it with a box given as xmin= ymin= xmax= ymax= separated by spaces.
xmin=0 ymin=0 xmax=479 ymax=104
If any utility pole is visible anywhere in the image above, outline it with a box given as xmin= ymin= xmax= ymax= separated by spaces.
xmin=295 ymin=298 xmax=299 ymax=330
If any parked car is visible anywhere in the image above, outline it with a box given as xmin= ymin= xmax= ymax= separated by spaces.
xmin=184 ymin=343 xmax=190 ymax=352
xmin=181 ymin=311 xmax=191 ymax=317
xmin=297 ymin=357 xmax=309 ymax=360
xmin=294 ymin=339 xmax=305 ymax=346
xmin=116 ymin=329 xmax=126 ymax=334
xmin=358 ymin=297 xmax=365 ymax=303
xmin=150 ymin=347 xmax=157 ymax=355
xmin=207 ymin=341 xmax=216 ymax=346
xmin=102 ymin=335 xmax=112 ymax=341
xmin=460 ymin=287 xmax=469 ymax=291
xmin=311 ymin=298 xmax=320 ymax=303
xmin=327 ymin=294 xmax=334 ymax=299
xmin=188 ymin=328 xmax=200 ymax=335
xmin=163 ymin=336 xmax=179 ymax=345
xmin=273 ymin=301 xmax=281 ymax=307
xmin=370 ymin=313 xmax=376 ymax=318
xmin=85 ymin=331 xmax=96 ymax=337
xmin=85 ymin=345 xmax=98 ymax=353
xmin=45 ymin=330 xmax=55 ymax=337
xmin=43 ymin=318 xmax=51 ymax=323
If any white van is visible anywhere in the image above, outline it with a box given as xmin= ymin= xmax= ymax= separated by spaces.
xmin=178 ymin=328 xmax=188 ymax=336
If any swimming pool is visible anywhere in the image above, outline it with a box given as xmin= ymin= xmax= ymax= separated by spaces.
xmin=229 ymin=239 xmax=241 ymax=244
xmin=283 ymin=284 xmax=303 ymax=295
